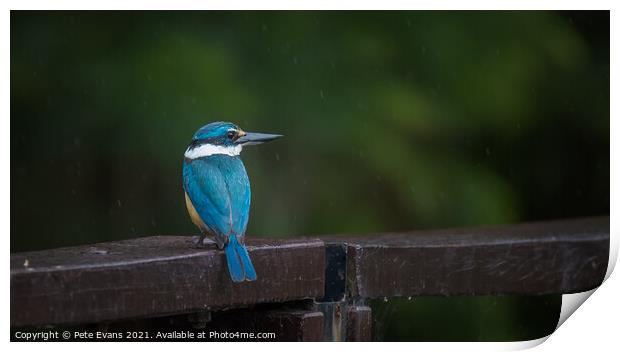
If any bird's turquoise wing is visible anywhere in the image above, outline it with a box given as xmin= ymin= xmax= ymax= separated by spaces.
xmin=212 ymin=156 xmax=251 ymax=237
xmin=183 ymin=156 xmax=251 ymax=240
xmin=183 ymin=158 xmax=233 ymax=240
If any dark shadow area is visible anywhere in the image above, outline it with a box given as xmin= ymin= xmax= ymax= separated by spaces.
xmin=372 ymin=295 xmax=561 ymax=341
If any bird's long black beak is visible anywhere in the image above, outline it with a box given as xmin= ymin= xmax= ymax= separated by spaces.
xmin=236 ymin=132 xmax=283 ymax=145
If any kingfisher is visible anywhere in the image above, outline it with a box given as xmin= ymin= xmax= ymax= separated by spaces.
xmin=183 ymin=121 xmax=282 ymax=282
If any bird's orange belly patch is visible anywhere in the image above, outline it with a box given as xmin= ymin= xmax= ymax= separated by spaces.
xmin=185 ymin=192 xmax=207 ymax=231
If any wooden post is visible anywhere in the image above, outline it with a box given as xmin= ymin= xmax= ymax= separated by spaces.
xmin=346 ymin=306 xmax=372 ymax=341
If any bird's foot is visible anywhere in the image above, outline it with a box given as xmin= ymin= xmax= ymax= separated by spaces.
xmin=190 ymin=235 xmax=218 ymax=249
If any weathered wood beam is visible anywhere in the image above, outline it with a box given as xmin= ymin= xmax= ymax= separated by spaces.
xmin=11 ymin=237 xmax=325 ymax=327
xmin=324 ymin=216 xmax=609 ymax=298
xmin=11 ymin=216 xmax=609 ymax=332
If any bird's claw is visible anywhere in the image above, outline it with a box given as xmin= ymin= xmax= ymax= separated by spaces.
xmin=190 ymin=235 xmax=217 ymax=249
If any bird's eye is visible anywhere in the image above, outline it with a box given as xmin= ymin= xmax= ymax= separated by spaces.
xmin=226 ymin=131 xmax=236 ymax=140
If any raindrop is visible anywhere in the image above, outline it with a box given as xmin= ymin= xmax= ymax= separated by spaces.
xmin=87 ymin=247 xmax=109 ymax=255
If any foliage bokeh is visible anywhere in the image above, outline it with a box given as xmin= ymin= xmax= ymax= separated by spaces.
xmin=11 ymin=11 xmax=609 ymax=341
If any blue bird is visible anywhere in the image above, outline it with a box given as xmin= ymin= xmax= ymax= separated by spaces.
xmin=183 ymin=121 xmax=282 ymax=282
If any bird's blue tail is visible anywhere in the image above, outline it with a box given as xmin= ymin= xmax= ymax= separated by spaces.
xmin=225 ymin=235 xmax=257 ymax=282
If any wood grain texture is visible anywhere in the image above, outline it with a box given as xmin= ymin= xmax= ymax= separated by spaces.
xmin=11 ymin=237 xmax=325 ymax=327
xmin=324 ymin=216 xmax=609 ymax=298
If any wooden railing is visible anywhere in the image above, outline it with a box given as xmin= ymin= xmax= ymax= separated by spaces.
xmin=10 ymin=216 xmax=609 ymax=341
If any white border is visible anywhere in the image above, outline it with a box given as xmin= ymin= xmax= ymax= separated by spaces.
xmin=3 ymin=2 xmax=617 ymax=351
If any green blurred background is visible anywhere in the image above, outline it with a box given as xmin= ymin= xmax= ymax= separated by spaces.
xmin=11 ymin=11 xmax=609 ymax=341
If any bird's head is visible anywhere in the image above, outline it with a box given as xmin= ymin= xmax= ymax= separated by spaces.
xmin=185 ymin=121 xmax=282 ymax=159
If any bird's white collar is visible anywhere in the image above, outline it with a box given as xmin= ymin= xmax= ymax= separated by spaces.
xmin=184 ymin=144 xmax=242 ymax=159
